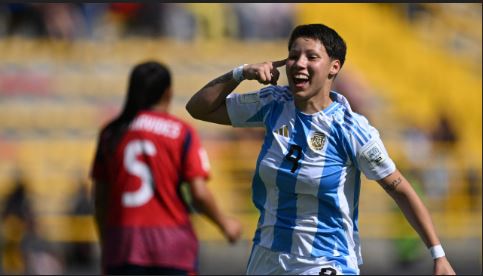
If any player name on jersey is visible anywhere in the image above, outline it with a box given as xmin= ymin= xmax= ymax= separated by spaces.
xmin=130 ymin=114 xmax=181 ymax=139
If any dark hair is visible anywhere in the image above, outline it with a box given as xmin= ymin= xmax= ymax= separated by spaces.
xmin=288 ymin=24 xmax=346 ymax=68
xmin=103 ymin=61 xmax=171 ymax=152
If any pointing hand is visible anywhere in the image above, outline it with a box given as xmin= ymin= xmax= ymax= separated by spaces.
xmin=243 ymin=59 xmax=286 ymax=85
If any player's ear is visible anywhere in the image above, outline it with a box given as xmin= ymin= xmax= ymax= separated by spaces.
xmin=329 ymin=59 xmax=341 ymax=76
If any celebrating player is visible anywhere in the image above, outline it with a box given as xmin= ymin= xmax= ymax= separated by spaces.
xmin=186 ymin=23 xmax=455 ymax=275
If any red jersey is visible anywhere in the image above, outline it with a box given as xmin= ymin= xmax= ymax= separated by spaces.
xmin=91 ymin=110 xmax=210 ymax=271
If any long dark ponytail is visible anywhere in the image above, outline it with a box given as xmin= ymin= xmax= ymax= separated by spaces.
xmin=102 ymin=61 xmax=172 ymax=153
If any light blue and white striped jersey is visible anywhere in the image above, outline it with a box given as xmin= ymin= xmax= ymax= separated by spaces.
xmin=226 ymin=86 xmax=396 ymax=273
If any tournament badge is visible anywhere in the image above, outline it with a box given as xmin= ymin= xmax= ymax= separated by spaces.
xmin=308 ymin=131 xmax=326 ymax=151
xmin=362 ymin=141 xmax=386 ymax=168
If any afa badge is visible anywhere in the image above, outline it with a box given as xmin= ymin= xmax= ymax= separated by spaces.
xmin=308 ymin=131 xmax=326 ymax=151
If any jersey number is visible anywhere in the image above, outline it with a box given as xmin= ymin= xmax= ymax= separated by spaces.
xmin=122 ymin=139 xmax=156 ymax=207
xmin=285 ymin=144 xmax=302 ymax=173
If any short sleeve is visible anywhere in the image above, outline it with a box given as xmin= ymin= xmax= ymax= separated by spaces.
xmin=226 ymin=86 xmax=288 ymax=128
xmin=226 ymin=91 xmax=265 ymax=127
xmin=343 ymin=112 xmax=396 ymax=181
xmin=182 ymin=127 xmax=210 ymax=182
xmin=356 ymin=135 xmax=396 ymax=180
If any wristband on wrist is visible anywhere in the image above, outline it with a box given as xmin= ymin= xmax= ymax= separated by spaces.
xmin=429 ymin=244 xmax=445 ymax=259
xmin=232 ymin=64 xmax=247 ymax=83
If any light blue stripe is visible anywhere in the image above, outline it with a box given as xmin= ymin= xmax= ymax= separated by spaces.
xmin=311 ymin=123 xmax=349 ymax=258
xmin=343 ymin=112 xmax=371 ymax=143
xmin=253 ymin=101 xmax=284 ymax=245
xmin=271 ymin=111 xmax=311 ymax=252
xmin=332 ymin=121 xmax=358 ymax=167
xmin=352 ymin=124 xmax=370 ymax=143
xmin=342 ymin=112 xmax=366 ymax=145
xmin=343 ymin=123 xmax=364 ymax=145
xmin=353 ymin=171 xmax=361 ymax=233
xmin=324 ymin=101 xmax=340 ymax=115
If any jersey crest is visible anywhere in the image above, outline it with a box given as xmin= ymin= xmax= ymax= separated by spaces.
xmin=308 ymin=131 xmax=326 ymax=151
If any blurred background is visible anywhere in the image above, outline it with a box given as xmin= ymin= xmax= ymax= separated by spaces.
xmin=0 ymin=3 xmax=481 ymax=275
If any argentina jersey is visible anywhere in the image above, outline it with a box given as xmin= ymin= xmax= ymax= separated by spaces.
xmin=226 ymin=86 xmax=396 ymax=273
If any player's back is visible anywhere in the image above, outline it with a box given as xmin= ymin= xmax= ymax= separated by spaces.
xmin=105 ymin=110 xmax=193 ymax=227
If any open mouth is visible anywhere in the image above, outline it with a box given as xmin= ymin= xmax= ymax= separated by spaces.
xmin=293 ymin=74 xmax=309 ymax=90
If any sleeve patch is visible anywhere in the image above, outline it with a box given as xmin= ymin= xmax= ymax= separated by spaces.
xmin=198 ymin=148 xmax=211 ymax=172
xmin=362 ymin=142 xmax=386 ymax=168
xmin=240 ymin=92 xmax=260 ymax=104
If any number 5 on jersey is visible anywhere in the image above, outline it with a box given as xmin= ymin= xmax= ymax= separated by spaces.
xmin=123 ymin=139 xmax=156 ymax=207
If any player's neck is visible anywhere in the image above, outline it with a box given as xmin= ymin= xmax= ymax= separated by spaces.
xmin=150 ymin=101 xmax=170 ymax=114
xmin=295 ymin=90 xmax=333 ymax=114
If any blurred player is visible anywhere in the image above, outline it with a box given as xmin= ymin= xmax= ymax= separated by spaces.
xmin=91 ymin=61 xmax=242 ymax=275
xmin=186 ymin=24 xmax=455 ymax=275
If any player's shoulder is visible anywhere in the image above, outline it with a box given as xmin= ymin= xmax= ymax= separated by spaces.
xmin=98 ymin=122 xmax=114 ymax=142
xmin=328 ymin=95 xmax=375 ymax=146
xmin=259 ymin=85 xmax=293 ymax=103
xmin=332 ymin=107 xmax=372 ymax=131
xmin=329 ymin=92 xmax=370 ymax=126
xmin=153 ymin=111 xmax=195 ymax=131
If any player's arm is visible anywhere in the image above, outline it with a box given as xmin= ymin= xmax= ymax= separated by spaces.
xmin=93 ymin=180 xmax=108 ymax=244
xmin=377 ymin=169 xmax=456 ymax=275
xmin=188 ymin=176 xmax=242 ymax=243
xmin=185 ymin=60 xmax=286 ymax=125
xmin=185 ymin=71 xmax=237 ymax=125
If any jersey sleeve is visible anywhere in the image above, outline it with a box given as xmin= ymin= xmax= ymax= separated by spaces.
xmin=182 ymin=126 xmax=210 ymax=182
xmin=226 ymin=86 xmax=280 ymax=128
xmin=346 ymin=113 xmax=396 ymax=180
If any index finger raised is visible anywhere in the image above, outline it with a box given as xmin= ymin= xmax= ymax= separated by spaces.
xmin=272 ymin=59 xmax=287 ymax=68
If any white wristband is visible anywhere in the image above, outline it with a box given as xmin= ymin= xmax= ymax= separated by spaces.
xmin=232 ymin=64 xmax=246 ymax=83
xmin=429 ymin=244 xmax=445 ymax=259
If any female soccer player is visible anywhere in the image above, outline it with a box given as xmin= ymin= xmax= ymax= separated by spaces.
xmin=91 ymin=61 xmax=241 ymax=275
xmin=186 ymin=24 xmax=455 ymax=275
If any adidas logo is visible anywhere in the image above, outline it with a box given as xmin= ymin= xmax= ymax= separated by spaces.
xmin=274 ymin=125 xmax=289 ymax=138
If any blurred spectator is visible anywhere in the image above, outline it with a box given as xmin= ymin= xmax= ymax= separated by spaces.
xmin=465 ymin=167 xmax=481 ymax=210
xmin=402 ymin=124 xmax=432 ymax=168
xmin=34 ymin=3 xmax=87 ymax=40
xmin=3 ymin=3 xmax=46 ymax=37
xmin=109 ymin=3 xmax=159 ymax=37
xmin=1 ymin=172 xmax=37 ymax=274
xmin=400 ymin=122 xmax=450 ymax=204
xmin=78 ymin=3 xmax=110 ymax=39
xmin=431 ymin=113 xmax=458 ymax=146
xmin=398 ymin=3 xmax=429 ymax=22
xmin=107 ymin=3 xmax=196 ymax=40
xmin=2 ymin=3 xmax=88 ymax=40
xmin=64 ymin=178 xmax=96 ymax=269
xmin=427 ymin=114 xmax=458 ymax=199
xmin=0 ymin=172 xmax=64 ymax=275
xmin=185 ymin=3 xmax=234 ymax=40
xmin=231 ymin=3 xmax=294 ymax=40
xmin=109 ymin=2 xmax=142 ymax=18
xmin=158 ymin=3 xmax=195 ymax=40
